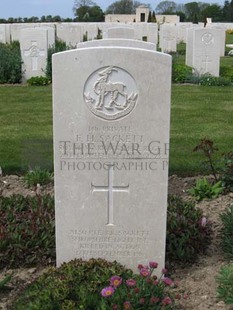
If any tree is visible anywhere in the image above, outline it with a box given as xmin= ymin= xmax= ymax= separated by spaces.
xmin=223 ymin=0 xmax=233 ymax=21
xmin=105 ymin=0 xmax=142 ymax=14
xmin=75 ymin=4 xmax=104 ymax=21
xmin=156 ymin=1 xmax=177 ymax=14
xmin=201 ymin=4 xmax=223 ymax=22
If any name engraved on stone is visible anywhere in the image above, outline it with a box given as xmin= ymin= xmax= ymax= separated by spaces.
xmin=91 ymin=164 xmax=129 ymax=225
xmin=84 ymin=66 xmax=138 ymax=120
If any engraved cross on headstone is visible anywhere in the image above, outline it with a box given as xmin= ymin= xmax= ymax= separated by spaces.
xmin=202 ymin=54 xmax=212 ymax=72
xmin=91 ymin=164 xmax=129 ymax=226
xmin=24 ymin=41 xmax=46 ymax=71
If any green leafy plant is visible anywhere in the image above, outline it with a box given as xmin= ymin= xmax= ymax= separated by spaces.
xmin=187 ymin=177 xmax=224 ymax=201
xmin=166 ymin=195 xmax=212 ymax=264
xmin=0 ymin=194 xmax=55 ymax=268
xmin=172 ymin=63 xmax=192 ymax=83
xmin=219 ymin=204 xmax=233 ymax=259
xmin=220 ymin=152 xmax=233 ymax=190
xmin=27 ymin=76 xmax=50 ymax=86
xmin=199 ymin=75 xmax=232 ymax=86
xmin=12 ymin=258 xmax=133 ymax=309
xmin=217 ymin=264 xmax=233 ymax=304
xmin=0 ymin=41 xmax=22 ymax=84
xmin=23 ymin=167 xmax=53 ymax=187
xmin=0 ymin=274 xmax=12 ymax=291
xmin=100 ymin=262 xmax=181 ymax=309
xmin=45 ymin=39 xmax=69 ymax=81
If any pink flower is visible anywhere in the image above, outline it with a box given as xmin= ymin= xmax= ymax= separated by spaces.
xmin=138 ymin=264 xmax=144 ymax=270
xmin=153 ymin=280 xmax=159 ymax=286
xmin=150 ymin=296 xmax=160 ymax=304
xmin=162 ymin=297 xmax=172 ymax=305
xmin=112 ymin=305 xmax=119 ymax=310
xmin=146 ymin=278 xmax=152 ymax=284
xmin=149 ymin=261 xmax=158 ymax=269
xmin=126 ymin=279 xmax=136 ymax=287
xmin=110 ymin=276 xmax=122 ymax=288
xmin=139 ymin=298 xmax=145 ymax=304
xmin=134 ymin=287 xmax=140 ymax=293
xmin=140 ymin=268 xmax=150 ymax=277
xmin=162 ymin=268 xmax=168 ymax=274
xmin=101 ymin=286 xmax=115 ymax=297
xmin=123 ymin=301 xmax=131 ymax=309
xmin=162 ymin=277 xmax=174 ymax=286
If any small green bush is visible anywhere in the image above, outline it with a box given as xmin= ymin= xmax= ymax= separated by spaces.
xmin=166 ymin=195 xmax=212 ymax=264
xmin=12 ymin=258 xmax=133 ymax=310
xmin=199 ymin=75 xmax=232 ymax=86
xmin=217 ymin=264 xmax=233 ymax=304
xmin=187 ymin=178 xmax=224 ymax=201
xmin=46 ymin=39 xmax=69 ymax=81
xmin=0 ymin=41 xmax=22 ymax=84
xmin=23 ymin=167 xmax=53 ymax=187
xmin=219 ymin=204 xmax=233 ymax=259
xmin=0 ymin=194 xmax=55 ymax=268
xmin=172 ymin=63 xmax=192 ymax=83
xmin=27 ymin=76 xmax=50 ymax=86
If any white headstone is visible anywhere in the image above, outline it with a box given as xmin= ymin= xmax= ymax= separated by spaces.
xmin=20 ymin=28 xmax=53 ymax=81
xmin=186 ymin=28 xmax=222 ymax=76
xmin=77 ymin=39 xmax=156 ymax=50
xmin=107 ymin=27 xmax=135 ymax=39
xmin=160 ymin=24 xmax=177 ymax=53
xmin=53 ymin=44 xmax=171 ymax=273
xmin=56 ymin=23 xmax=82 ymax=47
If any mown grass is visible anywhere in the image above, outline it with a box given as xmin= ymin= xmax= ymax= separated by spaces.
xmin=0 ymin=85 xmax=53 ymax=173
xmin=0 ymin=84 xmax=232 ymax=176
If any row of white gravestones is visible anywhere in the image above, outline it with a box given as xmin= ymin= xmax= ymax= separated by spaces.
xmin=186 ymin=28 xmax=224 ymax=77
xmin=52 ymin=40 xmax=171 ymax=273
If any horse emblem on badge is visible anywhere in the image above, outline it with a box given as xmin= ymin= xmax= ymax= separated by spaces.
xmin=83 ymin=66 xmax=138 ymax=120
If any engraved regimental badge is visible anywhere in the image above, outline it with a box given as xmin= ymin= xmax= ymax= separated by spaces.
xmin=84 ymin=66 xmax=138 ymax=120
xmin=202 ymin=32 xmax=214 ymax=45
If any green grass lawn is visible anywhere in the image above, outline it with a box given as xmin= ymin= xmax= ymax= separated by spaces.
xmin=0 ymin=84 xmax=232 ymax=176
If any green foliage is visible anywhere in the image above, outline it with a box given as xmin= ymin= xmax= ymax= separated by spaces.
xmin=27 ymin=76 xmax=51 ymax=86
xmin=219 ymin=205 xmax=233 ymax=259
xmin=0 ymin=194 xmax=55 ymax=268
xmin=94 ymin=27 xmax=102 ymax=39
xmin=83 ymin=31 xmax=88 ymax=42
xmin=166 ymin=195 xmax=212 ymax=264
xmin=105 ymin=0 xmax=141 ymax=14
xmin=220 ymin=65 xmax=233 ymax=82
xmin=100 ymin=263 xmax=179 ymax=309
xmin=188 ymin=178 xmax=224 ymax=201
xmin=217 ymin=264 xmax=233 ymax=304
xmin=0 ymin=41 xmax=22 ymax=84
xmin=23 ymin=167 xmax=53 ymax=187
xmin=172 ymin=63 xmax=192 ymax=83
xmin=198 ymin=75 xmax=232 ymax=86
xmin=220 ymin=152 xmax=233 ymax=190
xmin=12 ymin=258 xmax=133 ymax=309
xmin=75 ymin=5 xmax=104 ymax=22
xmin=46 ymin=39 xmax=68 ymax=81
xmin=0 ymin=274 xmax=12 ymax=291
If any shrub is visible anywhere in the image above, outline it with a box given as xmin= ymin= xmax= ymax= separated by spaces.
xmin=12 ymin=258 xmax=133 ymax=309
xmin=0 ymin=41 xmax=22 ymax=84
xmin=27 ymin=76 xmax=50 ymax=86
xmin=220 ymin=66 xmax=233 ymax=82
xmin=217 ymin=264 xmax=233 ymax=304
xmin=219 ymin=204 xmax=233 ymax=259
xmin=166 ymin=195 xmax=212 ymax=264
xmin=45 ymin=39 xmax=69 ymax=81
xmin=226 ymin=29 xmax=233 ymax=34
xmin=172 ymin=63 xmax=192 ymax=83
xmin=23 ymin=167 xmax=53 ymax=187
xmin=187 ymin=178 xmax=224 ymax=201
xmin=0 ymin=194 xmax=55 ymax=268
xmin=199 ymin=75 xmax=232 ymax=86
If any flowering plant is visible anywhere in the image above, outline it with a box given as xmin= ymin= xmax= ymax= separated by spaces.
xmin=100 ymin=262 xmax=179 ymax=309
